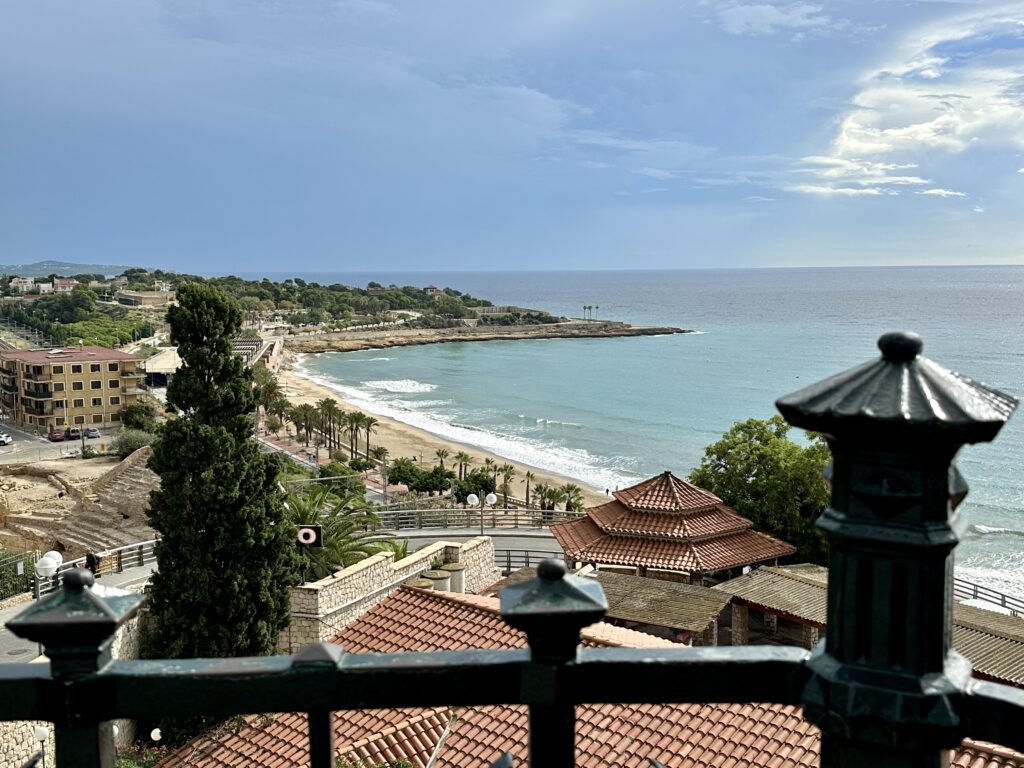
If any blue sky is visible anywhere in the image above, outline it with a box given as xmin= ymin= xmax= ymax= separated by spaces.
xmin=2 ymin=1 xmax=1023 ymax=273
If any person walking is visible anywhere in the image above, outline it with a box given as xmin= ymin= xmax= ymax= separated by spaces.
xmin=85 ymin=552 xmax=100 ymax=577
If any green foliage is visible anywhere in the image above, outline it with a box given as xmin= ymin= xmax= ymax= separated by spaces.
xmin=120 ymin=400 xmax=159 ymax=432
xmin=348 ymin=457 xmax=375 ymax=472
xmin=114 ymin=746 xmax=165 ymax=768
xmin=81 ymin=445 xmax=98 ymax=459
xmin=688 ymin=415 xmax=830 ymax=565
xmin=145 ymin=283 xmax=298 ymax=664
xmin=111 ymin=428 xmax=155 ymax=458
xmin=286 ymin=485 xmax=390 ymax=580
xmin=454 ymin=467 xmax=496 ymax=503
xmin=319 ymin=460 xmax=367 ymax=497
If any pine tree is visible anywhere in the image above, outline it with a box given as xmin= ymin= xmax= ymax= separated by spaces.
xmin=145 ymin=283 xmax=298 ymax=660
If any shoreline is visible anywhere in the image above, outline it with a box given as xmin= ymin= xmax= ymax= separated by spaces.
xmin=276 ymin=351 xmax=611 ymax=508
xmin=283 ymin=320 xmax=691 ymax=354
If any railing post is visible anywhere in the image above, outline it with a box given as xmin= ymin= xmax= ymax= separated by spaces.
xmin=502 ymin=559 xmax=608 ymax=768
xmin=777 ymin=331 xmax=1017 ymax=768
xmin=6 ymin=569 xmax=146 ymax=768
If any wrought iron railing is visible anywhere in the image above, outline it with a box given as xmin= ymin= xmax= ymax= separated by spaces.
xmin=374 ymin=507 xmax=583 ymax=531
xmin=2 ymin=331 xmax=1024 ymax=768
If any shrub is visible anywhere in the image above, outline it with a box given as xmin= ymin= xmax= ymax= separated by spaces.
xmin=111 ymin=429 xmax=155 ymax=458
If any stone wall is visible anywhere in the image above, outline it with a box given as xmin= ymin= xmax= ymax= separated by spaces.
xmin=0 ymin=592 xmax=145 ymax=768
xmin=281 ymin=537 xmax=499 ymax=652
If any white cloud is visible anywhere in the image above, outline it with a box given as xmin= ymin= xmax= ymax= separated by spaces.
xmin=973 ymin=205 xmax=986 ymax=213
xmin=1018 ymin=167 xmax=1024 ymax=173
xmin=633 ymin=167 xmax=677 ymax=180
xmin=745 ymin=195 xmax=776 ymax=202
xmin=800 ymin=6 xmax=1024 ymax=197
xmin=785 ymin=184 xmax=884 ymax=196
xmin=716 ymin=3 xmax=832 ymax=36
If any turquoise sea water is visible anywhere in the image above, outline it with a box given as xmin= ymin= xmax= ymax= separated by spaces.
xmin=249 ymin=267 xmax=1024 ymax=595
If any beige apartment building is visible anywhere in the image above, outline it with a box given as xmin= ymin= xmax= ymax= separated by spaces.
xmin=0 ymin=347 xmax=144 ymax=432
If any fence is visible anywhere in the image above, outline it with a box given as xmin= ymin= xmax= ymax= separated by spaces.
xmin=30 ymin=539 xmax=159 ymax=599
xmin=0 ymin=548 xmax=36 ymax=602
xmin=2 ymin=332 xmax=1023 ymax=768
xmin=374 ymin=507 xmax=583 ymax=531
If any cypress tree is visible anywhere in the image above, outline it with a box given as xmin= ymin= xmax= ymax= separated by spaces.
xmin=145 ymin=283 xmax=298 ymax=659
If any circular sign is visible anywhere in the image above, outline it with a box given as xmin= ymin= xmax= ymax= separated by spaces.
xmin=297 ymin=527 xmax=318 ymax=545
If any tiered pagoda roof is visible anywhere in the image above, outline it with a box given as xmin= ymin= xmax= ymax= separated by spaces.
xmin=550 ymin=471 xmax=796 ymax=576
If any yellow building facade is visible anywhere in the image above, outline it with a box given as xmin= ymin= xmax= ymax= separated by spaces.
xmin=0 ymin=346 xmax=144 ymax=432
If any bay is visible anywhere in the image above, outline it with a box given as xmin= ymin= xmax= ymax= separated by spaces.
xmin=244 ymin=266 xmax=1024 ymax=595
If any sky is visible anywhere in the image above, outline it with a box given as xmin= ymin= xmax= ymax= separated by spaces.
xmin=2 ymin=1 xmax=1024 ymax=273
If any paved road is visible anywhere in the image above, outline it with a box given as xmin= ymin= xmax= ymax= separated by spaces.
xmin=0 ymin=421 xmax=115 ymax=465
xmin=0 ymin=563 xmax=155 ymax=663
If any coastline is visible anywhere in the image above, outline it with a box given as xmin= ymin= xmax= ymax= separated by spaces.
xmin=276 ymin=350 xmax=610 ymax=508
xmin=283 ymin=320 xmax=690 ymax=354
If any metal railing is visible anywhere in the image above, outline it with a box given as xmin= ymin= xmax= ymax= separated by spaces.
xmin=954 ymin=577 xmax=1024 ymax=616
xmin=31 ymin=540 xmax=159 ymax=599
xmin=2 ymin=333 xmax=1024 ymax=768
xmin=494 ymin=548 xmax=565 ymax=575
xmin=374 ymin=507 xmax=583 ymax=531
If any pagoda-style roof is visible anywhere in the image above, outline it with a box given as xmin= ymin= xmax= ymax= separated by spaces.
xmin=551 ymin=471 xmax=796 ymax=576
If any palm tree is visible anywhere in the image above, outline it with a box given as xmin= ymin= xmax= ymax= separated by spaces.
xmin=524 ymin=471 xmax=535 ymax=508
xmin=363 ymin=416 xmax=379 ymax=456
xmin=560 ymin=483 xmax=584 ymax=512
xmin=284 ymin=485 xmax=390 ymax=580
xmin=316 ymin=398 xmax=342 ymax=451
xmin=499 ymin=464 xmax=516 ymax=508
xmin=379 ymin=538 xmax=410 ymax=561
xmin=435 ymin=448 xmax=450 ymax=468
xmin=370 ymin=445 xmax=390 ymax=502
xmin=288 ymin=403 xmax=318 ymax=446
xmin=455 ymin=451 xmax=473 ymax=481
xmin=549 ymin=486 xmax=568 ymax=513
xmin=345 ymin=412 xmax=366 ymax=459
xmin=483 ymin=457 xmax=496 ymax=481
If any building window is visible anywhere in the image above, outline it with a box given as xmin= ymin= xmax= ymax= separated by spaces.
xmin=73 ymin=398 xmax=84 ymax=408
xmin=52 ymin=365 xmax=64 ymax=374
xmin=56 ymin=417 xmax=65 ymax=426
xmin=111 ymin=413 xmax=120 ymax=422
xmin=54 ymin=382 xmax=64 ymax=392
xmin=108 ymin=362 xmax=119 ymax=372
xmin=91 ymin=397 xmax=102 ymax=407
xmin=109 ymin=379 xmax=120 ymax=389
xmin=71 ymin=364 xmax=82 ymax=374
xmin=90 ymin=380 xmax=102 ymax=390
xmin=90 ymin=363 xmax=101 ymax=373
xmin=109 ymin=396 xmax=120 ymax=406
xmin=54 ymin=400 xmax=65 ymax=409
xmin=72 ymin=381 xmax=83 ymax=391
xmin=74 ymin=415 xmax=85 ymax=424
xmin=92 ymin=414 xmax=103 ymax=424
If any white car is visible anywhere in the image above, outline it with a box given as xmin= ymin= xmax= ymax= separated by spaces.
xmin=0 ymin=433 xmax=13 ymax=446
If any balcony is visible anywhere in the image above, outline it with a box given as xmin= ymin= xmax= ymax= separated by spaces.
xmin=21 ymin=369 xmax=51 ymax=383
xmin=23 ymin=388 xmax=53 ymax=400
xmin=0 ymin=381 xmax=15 ymax=393
xmin=22 ymin=403 xmax=52 ymax=416
xmin=1 ymin=331 xmax=1023 ymax=768
xmin=120 ymin=370 xmax=145 ymax=378
xmin=124 ymin=386 xmax=145 ymax=395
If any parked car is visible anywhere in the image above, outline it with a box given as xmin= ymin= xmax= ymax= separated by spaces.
xmin=84 ymin=427 xmax=101 ymax=439
xmin=48 ymin=430 xmax=65 ymax=442
xmin=64 ymin=427 xmax=82 ymax=440
xmin=0 ymin=433 xmax=12 ymax=446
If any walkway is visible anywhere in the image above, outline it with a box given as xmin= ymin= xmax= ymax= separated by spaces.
xmin=0 ymin=562 xmax=155 ymax=664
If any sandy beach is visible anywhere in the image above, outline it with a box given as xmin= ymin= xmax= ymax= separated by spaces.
xmin=275 ymin=351 xmax=608 ymax=508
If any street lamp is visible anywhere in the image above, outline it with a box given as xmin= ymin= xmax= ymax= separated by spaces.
xmin=466 ymin=492 xmax=497 ymax=536
xmin=33 ymin=725 xmax=49 ymax=768
xmin=33 ymin=551 xmax=61 ymax=599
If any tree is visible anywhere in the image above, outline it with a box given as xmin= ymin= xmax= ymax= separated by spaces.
xmin=284 ymin=485 xmax=387 ymax=581
xmin=560 ymin=483 xmax=584 ymax=512
xmin=111 ymin=428 xmax=155 ymax=458
xmin=499 ymin=464 xmax=516 ymax=508
xmin=688 ymin=415 xmax=830 ymax=564
xmin=363 ymin=416 xmax=379 ymax=456
xmin=120 ymin=399 xmax=159 ymax=432
xmin=435 ymin=448 xmax=450 ymax=468
xmin=455 ymin=451 xmax=473 ymax=481
xmin=387 ymin=457 xmax=421 ymax=489
xmin=145 ymin=282 xmax=298 ymax=663
xmin=524 ymin=471 xmax=535 ymax=508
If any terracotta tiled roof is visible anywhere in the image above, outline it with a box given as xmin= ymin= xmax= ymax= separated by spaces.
xmin=615 ymin=471 xmax=723 ymax=513
xmin=552 ymin=471 xmax=797 ymax=575
xmin=559 ymin=528 xmax=795 ymax=574
xmin=592 ymin=499 xmax=753 ymax=540
xmin=161 ymin=586 xmax=1024 ymax=768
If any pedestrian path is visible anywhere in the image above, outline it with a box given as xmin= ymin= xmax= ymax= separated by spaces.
xmin=0 ymin=563 xmax=155 ymax=664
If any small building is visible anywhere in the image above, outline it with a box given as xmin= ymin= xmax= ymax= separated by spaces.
xmin=716 ymin=564 xmax=1024 ymax=685
xmin=114 ymin=289 xmax=174 ymax=307
xmin=9 ymin=277 xmax=34 ymax=294
xmin=550 ymin=471 xmax=795 ymax=583
xmin=424 ymin=284 xmax=446 ymax=299
xmin=487 ymin=566 xmax=731 ymax=645
xmin=36 ymin=282 xmax=53 ymax=295
xmin=53 ymin=278 xmax=78 ymax=293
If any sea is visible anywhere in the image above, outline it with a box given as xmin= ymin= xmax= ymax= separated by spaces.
xmin=240 ymin=266 xmax=1024 ymax=597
